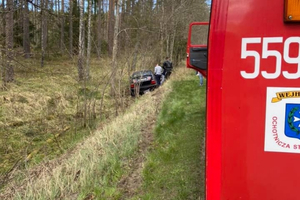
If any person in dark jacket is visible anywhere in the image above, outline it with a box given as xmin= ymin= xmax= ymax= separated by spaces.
xmin=162 ymin=57 xmax=173 ymax=79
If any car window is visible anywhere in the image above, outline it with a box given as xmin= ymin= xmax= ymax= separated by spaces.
xmin=132 ymin=71 xmax=152 ymax=78
xmin=142 ymin=71 xmax=152 ymax=76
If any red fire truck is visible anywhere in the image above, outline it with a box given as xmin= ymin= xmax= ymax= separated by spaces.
xmin=187 ymin=0 xmax=300 ymax=199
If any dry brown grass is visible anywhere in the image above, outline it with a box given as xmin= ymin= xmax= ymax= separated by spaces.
xmin=0 ymin=77 xmax=172 ymax=199
xmin=0 ymin=53 xmax=160 ymax=174
xmin=0 ymin=54 xmax=175 ymax=199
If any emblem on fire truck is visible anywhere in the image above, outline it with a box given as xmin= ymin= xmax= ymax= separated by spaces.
xmin=265 ymin=87 xmax=300 ymax=154
xmin=285 ymin=104 xmax=300 ymax=139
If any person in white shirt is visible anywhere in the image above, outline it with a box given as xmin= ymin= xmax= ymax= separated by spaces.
xmin=154 ymin=63 xmax=163 ymax=86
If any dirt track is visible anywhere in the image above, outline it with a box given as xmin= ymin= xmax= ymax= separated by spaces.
xmin=118 ymin=89 xmax=163 ymax=199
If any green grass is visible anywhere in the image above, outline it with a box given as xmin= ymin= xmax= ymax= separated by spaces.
xmin=136 ymin=74 xmax=206 ymax=200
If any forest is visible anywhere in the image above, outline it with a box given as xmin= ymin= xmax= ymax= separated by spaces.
xmin=0 ymin=0 xmax=209 ymax=198
xmin=1 ymin=0 xmax=209 ymax=76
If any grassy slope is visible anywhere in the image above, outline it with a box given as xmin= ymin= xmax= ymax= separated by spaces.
xmin=0 ymin=87 xmax=161 ymax=199
xmin=134 ymin=70 xmax=207 ymax=199
xmin=0 ymin=57 xmax=129 ymax=175
xmin=0 ymin=65 xmax=207 ymax=199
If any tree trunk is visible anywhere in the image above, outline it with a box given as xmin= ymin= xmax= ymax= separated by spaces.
xmin=131 ymin=42 xmax=139 ymax=71
xmin=60 ymin=0 xmax=65 ymax=53
xmin=159 ymin=4 xmax=165 ymax=61
xmin=33 ymin=0 xmax=38 ymax=48
xmin=166 ymin=34 xmax=169 ymax=57
xmin=23 ymin=0 xmax=31 ymax=59
xmin=108 ymin=0 xmax=115 ymax=57
xmin=120 ymin=0 xmax=125 ymax=51
xmin=96 ymin=0 xmax=102 ymax=59
xmin=56 ymin=0 xmax=60 ymax=14
xmin=111 ymin=0 xmax=122 ymax=115
xmin=112 ymin=0 xmax=121 ymax=77
xmin=1 ymin=2 xmax=4 ymax=37
xmin=170 ymin=30 xmax=176 ymax=62
xmin=169 ymin=1 xmax=175 ymax=61
xmin=103 ymin=0 xmax=108 ymax=47
xmin=4 ymin=0 xmax=14 ymax=83
xmin=0 ymin=0 xmax=5 ymax=58
xmin=41 ymin=0 xmax=48 ymax=67
xmin=77 ymin=0 xmax=85 ymax=81
xmin=86 ymin=0 xmax=92 ymax=79
xmin=69 ymin=0 xmax=73 ymax=57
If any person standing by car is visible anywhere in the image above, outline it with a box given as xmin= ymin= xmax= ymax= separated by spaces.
xmin=163 ymin=57 xmax=173 ymax=79
xmin=154 ymin=63 xmax=163 ymax=86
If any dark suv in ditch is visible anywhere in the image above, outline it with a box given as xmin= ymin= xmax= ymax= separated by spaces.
xmin=130 ymin=70 xmax=158 ymax=96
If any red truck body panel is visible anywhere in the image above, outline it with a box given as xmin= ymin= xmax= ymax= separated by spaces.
xmin=206 ymin=0 xmax=300 ymax=199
